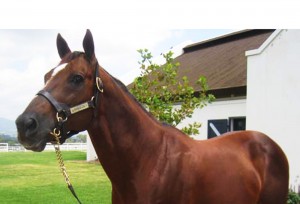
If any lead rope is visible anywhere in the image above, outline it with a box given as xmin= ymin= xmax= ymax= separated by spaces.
xmin=50 ymin=128 xmax=82 ymax=204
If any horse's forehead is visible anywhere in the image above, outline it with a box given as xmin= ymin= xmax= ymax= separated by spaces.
xmin=51 ymin=56 xmax=86 ymax=77
xmin=46 ymin=55 xmax=91 ymax=83
xmin=51 ymin=63 xmax=68 ymax=77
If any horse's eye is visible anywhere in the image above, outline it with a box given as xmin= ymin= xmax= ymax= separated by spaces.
xmin=70 ymin=74 xmax=84 ymax=85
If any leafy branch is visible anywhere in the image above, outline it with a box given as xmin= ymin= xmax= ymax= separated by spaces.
xmin=130 ymin=49 xmax=215 ymax=135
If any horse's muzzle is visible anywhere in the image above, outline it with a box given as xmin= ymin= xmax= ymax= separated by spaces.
xmin=15 ymin=113 xmax=51 ymax=152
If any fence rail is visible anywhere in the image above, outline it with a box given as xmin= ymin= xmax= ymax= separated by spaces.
xmin=0 ymin=143 xmax=87 ymax=152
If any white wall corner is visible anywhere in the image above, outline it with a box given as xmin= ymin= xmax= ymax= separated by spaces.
xmin=245 ymin=29 xmax=284 ymax=57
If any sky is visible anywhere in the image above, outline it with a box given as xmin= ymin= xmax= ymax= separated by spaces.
xmin=0 ymin=29 xmax=234 ymax=121
xmin=0 ymin=0 xmax=298 ymax=121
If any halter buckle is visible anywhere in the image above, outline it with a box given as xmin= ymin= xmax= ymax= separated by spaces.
xmin=96 ymin=77 xmax=104 ymax=93
xmin=56 ymin=111 xmax=68 ymax=122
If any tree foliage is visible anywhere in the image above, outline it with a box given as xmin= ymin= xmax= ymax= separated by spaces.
xmin=0 ymin=134 xmax=18 ymax=145
xmin=66 ymin=134 xmax=87 ymax=143
xmin=130 ymin=49 xmax=215 ymax=136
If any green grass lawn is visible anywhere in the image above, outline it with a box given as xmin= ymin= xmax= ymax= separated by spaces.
xmin=0 ymin=151 xmax=112 ymax=204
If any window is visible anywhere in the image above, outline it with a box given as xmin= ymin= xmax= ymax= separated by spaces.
xmin=229 ymin=117 xmax=246 ymax=131
xmin=207 ymin=119 xmax=228 ymax=139
xmin=207 ymin=117 xmax=246 ymax=139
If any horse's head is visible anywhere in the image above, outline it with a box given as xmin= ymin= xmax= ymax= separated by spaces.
xmin=16 ymin=30 xmax=102 ymax=151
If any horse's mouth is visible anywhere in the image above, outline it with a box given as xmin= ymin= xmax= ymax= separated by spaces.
xmin=21 ymin=139 xmax=48 ymax=152
xmin=17 ymin=130 xmax=53 ymax=152
xmin=21 ymin=134 xmax=66 ymax=152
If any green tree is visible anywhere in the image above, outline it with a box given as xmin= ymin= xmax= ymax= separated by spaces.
xmin=66 ymin=134 xmax=87 ymax=143
xmin=130 ymin=49 xmax=215 ymax=136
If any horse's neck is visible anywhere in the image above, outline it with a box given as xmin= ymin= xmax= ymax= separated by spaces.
xmin=87 ymin=69 xmax=165 ymax=185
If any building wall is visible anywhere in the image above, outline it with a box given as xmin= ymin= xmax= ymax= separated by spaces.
xmin=176 ymin=98 xmax=247 ymax=140
xmin=246 ymin=29 xmax=300 ymax=187
xmin=86 ymin=135 xmax=97 ymax=161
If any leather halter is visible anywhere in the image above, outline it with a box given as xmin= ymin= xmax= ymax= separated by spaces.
xmin=37 ymin=61 xmax=103 ymax=142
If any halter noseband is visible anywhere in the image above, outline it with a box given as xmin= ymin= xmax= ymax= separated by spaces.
xmin=37 ymin=61 xmax=103 ymax=141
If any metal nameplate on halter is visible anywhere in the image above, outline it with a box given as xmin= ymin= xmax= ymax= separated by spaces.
xmin=70 ymin=103 xmax=89 ymax=114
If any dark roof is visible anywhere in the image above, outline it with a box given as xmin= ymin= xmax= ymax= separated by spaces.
xmin=175 ymin=29 xmax=274 ymax=98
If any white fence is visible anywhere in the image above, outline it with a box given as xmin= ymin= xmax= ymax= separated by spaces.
xmin=0 ymin=143 xmax=87 ymax=152
xmin=44 ymin=143 xmax=87 ymax=151
xmin=0 ymin=143 xmax=8 ymax=152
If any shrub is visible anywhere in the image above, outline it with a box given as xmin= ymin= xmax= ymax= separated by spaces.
xmin=288 ymin=190 xmax=300 ymax=204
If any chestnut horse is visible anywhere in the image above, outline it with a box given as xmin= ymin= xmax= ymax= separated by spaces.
xmin=16 ymin=30 xmax=289 ymax=204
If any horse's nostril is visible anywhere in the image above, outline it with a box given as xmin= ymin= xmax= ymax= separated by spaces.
xmin=16 ymin=114 xmax=39 ymax=137
xmin=25 ymin=118 xmax=37 ymax=131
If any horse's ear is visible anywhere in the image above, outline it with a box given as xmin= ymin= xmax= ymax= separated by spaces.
xmin=83 ymin=29 xmax=95 ymax=61
xmin=56 ymin=33 xmax=71 ymax=59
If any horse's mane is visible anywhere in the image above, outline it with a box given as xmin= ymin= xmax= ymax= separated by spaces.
xmin=105 ymin=70 xmax=158 ymax=120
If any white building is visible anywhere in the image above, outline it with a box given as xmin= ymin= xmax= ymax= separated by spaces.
xmin=246 ymin=29 xmax=300 ymax=188
xmin=175 ymin=29 xmax=273 ymax=140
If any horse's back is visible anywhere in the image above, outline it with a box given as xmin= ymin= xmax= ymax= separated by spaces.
xmin=211 ymin=131 xmax=289 ymax=204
